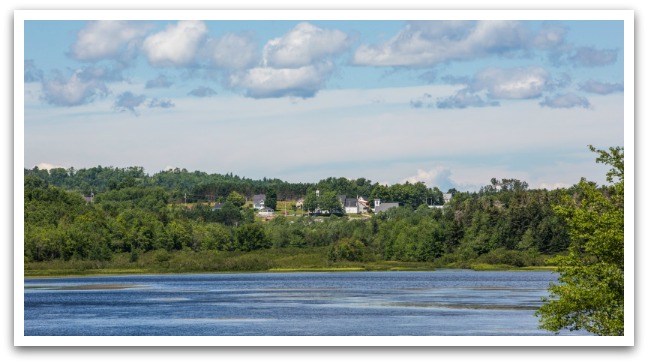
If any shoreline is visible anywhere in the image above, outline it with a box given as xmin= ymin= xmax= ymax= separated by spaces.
xmin=23 ymin=264 xmax=557 ymax=279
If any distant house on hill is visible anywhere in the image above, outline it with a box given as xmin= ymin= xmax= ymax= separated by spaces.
xmin=211 ymin=202 xmax=224 ymax=211
xmin=373 ymin=199 xmax=399 ymax=213
xmin=344 ymin=198 xmax=358 ymax=214
xmin=253 ymin=194 xmax=266 ymax=210
xmin=336 ymin=195 xmax=371 ymax=214
xmin=295 ymin=198 xmax=304 ymax=209
xmin=357 ymin=196 xmax=370 ymax=213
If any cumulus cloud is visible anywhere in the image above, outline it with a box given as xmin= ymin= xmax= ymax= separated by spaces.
xmin=148 ymin=98 xmax=175 ymax=108
xmin=402 ymin=166 xmax=460 ymax=192
xmin=578 ymin=80 xmax=623 ymax=95
xmin=470 ymin=66 xmax=550 ymax=99
xmin=228 ymin=62 xmax=335 ymax=98
xmin=145 ymin=74 xmax=173 ymax=88
xmin=205 ymin=32 xmax=258 ymax=70
xmin=569 ymin=46 xmax=618 ymax=67
xmin=41 ymin=70 xmax=108 ymax=107
xmin=188 ymin=86 xmax=217 ymax=97
xmin=24 ymin=60 xmax=43 ymax=82
xmin=436 ymin=89 xmax=500 ymax=109
xmin=353 ymin=20 xmax=531 ymax=67
xmin=539 ymin=93 xmax=591 ymax=109
xmin=114 ymin=91 xmax=146 ymax=114
xmin=142 ymin=20 xmax=208 ymax=67
xmin=263 ymin=22 xmax=352 ymax=68
xmin=69 ymin=20 xmax=149 ymax=63
xmin=222 ymin=23 xmax=352 ymax=99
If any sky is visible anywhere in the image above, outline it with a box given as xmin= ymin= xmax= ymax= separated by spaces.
xmin=20 ymin=12 xmax=628 ymax=192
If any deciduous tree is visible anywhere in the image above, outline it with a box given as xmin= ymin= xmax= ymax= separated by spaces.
xmin=536 ymin=146 xmax=624 ymax=336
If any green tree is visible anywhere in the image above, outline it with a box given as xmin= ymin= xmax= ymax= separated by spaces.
xmin=235 ymin=223 xmax=270 ymax=251
xmin=536 ymin=146 xmax=624 ymax=336
xmin=226 ymin=191 xmax=246 ymax=208
xmin=264 ymin=189 xmax=277 ymax=210
xmin=328 ymin=238 xmax=366 ymax=262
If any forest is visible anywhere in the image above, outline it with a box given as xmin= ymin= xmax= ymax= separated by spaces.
xmin=22 ymin=164 xmax=583 ymax=274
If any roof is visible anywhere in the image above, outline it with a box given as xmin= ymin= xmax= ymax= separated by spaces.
xmin=344 ymin=198 xmax=358 ymax=208
xmin=374 ymin=202 xmax=399 ymax=213
xmin=212 ymin=202 xmax=224 ymax=210
xmin=253 ymin=194 xmax=266 ymax=204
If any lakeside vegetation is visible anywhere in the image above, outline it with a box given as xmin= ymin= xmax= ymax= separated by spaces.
xmin=24 ymin=166 xmax=570 ymax=275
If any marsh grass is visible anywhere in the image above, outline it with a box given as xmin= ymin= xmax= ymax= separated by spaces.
xmin=24 ymin=247 xmax=554 ymax=277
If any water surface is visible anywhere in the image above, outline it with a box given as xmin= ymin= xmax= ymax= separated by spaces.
xmin=24 ymin=270 xmax=589 ymax=336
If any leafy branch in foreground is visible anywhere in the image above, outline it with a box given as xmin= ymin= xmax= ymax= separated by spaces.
xmin=536 ymin=145 xmax=624 ymax=336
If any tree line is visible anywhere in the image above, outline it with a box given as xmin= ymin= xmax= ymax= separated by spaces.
xmin=24 ymin=168 xmax=572 ymax=266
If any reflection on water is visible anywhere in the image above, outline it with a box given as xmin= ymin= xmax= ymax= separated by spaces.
xmin=24 ymin=270 xmax=591 ymax=336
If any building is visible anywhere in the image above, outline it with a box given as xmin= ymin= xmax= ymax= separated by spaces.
xmin=357 ymin=196 xmax=370 ymax=213
xmin=344 ymin=198 xmax=358 ymax=214
xmin=373 ymin=199 xmax=399 ymax=213
xmin=253 ymin=194 xmax=266 ymax=209
xmin=211 ymin=202 xmax=224 ymax=211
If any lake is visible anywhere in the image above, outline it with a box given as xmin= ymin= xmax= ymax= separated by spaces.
xmin=23 ymin=270 xmax=590 ymax=336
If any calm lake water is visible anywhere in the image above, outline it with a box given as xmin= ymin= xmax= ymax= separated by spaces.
xmin=24 ymin=270 xmax=590 ymax=336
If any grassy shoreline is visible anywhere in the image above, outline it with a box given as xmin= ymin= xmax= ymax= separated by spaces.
xmin=23 ymin=247 xmax=557 ymax=278
xmin=24 ymin=261 xmax=556 ymax=279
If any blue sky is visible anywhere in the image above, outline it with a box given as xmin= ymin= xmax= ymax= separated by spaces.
xmin=20 ymin=13 xmax=628 ymax=191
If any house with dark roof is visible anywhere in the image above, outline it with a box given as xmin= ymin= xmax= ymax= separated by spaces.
xmin=373 ymin=199 xmax=399 ymax=213
xmin=344 ymin=198 xmax=358 ymax=214
xmin=253 ymin=194 xmax=266 ymax=210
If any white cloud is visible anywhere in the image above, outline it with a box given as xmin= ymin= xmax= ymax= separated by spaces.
xmin=69 ymin=20 xmax=149 ymax=62
xmin=206 ymin=32 xmax=258 ymax=70
xmin=41 ymin=70 xmax=108 ymax=106
xmin=352 ymin=20 xmax=529 ymax=67
xmin=402 ymin=166 xmax=456 ymax=191
xmin=228 ymin=62 xmax=334 ymax=98
xmin=471 ymin=67 xmax=550 ymax=99
xmin=263 ymin=22 xmax=352 ymax=68
xmin=142 ymin=20 xmax=208 ymax=67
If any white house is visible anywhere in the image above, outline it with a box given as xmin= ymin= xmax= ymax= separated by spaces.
xmin=253 ymin=194 xmax=266 ymax=209
xmin=357 ymin=196 xmax=370 ymax=213
xmin=344 ymin=198 xmax=358 ymax=214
